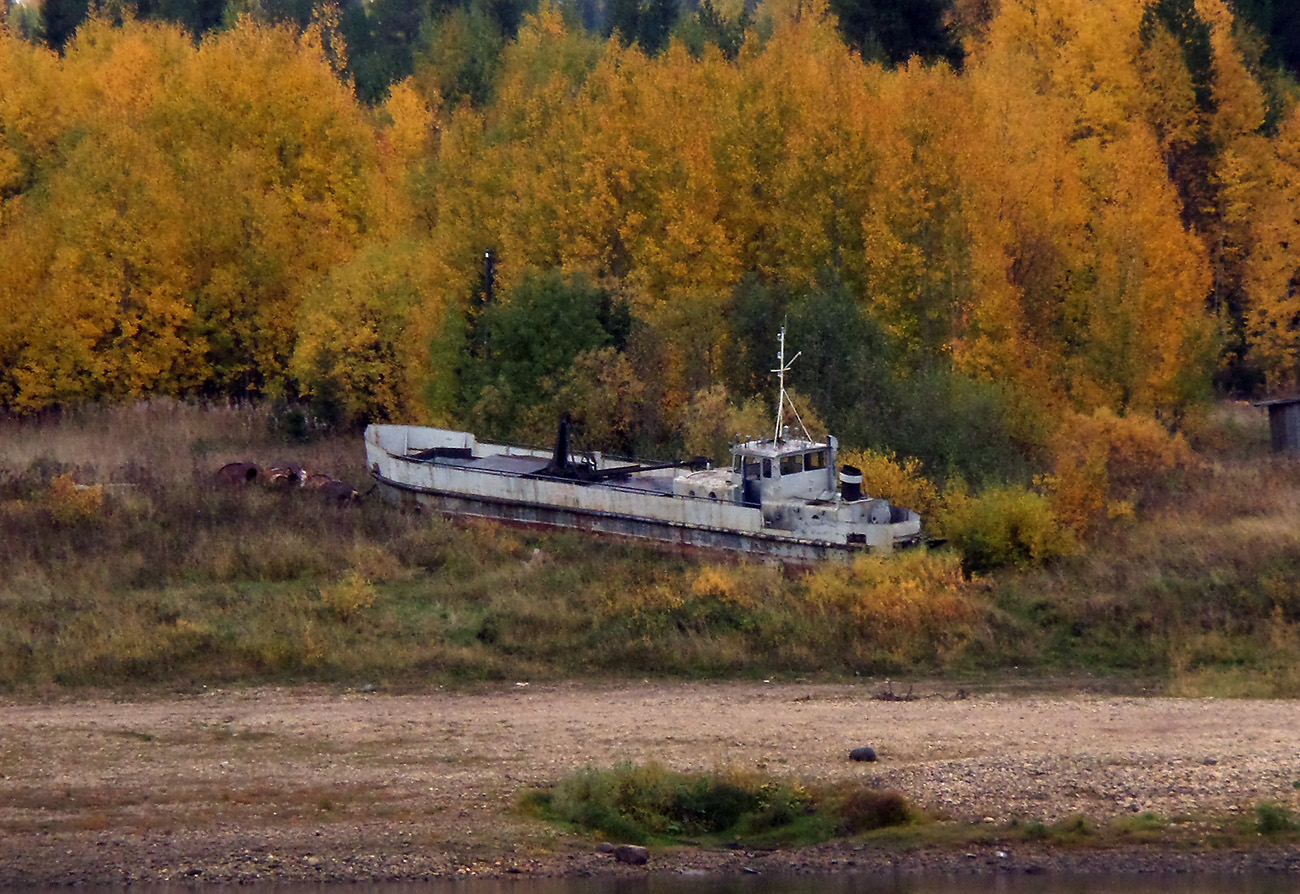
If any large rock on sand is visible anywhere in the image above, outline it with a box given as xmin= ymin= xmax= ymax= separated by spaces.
xmin=614 ymin=845 xmax=649 ymax=865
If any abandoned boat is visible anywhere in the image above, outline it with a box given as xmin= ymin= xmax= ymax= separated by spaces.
xmin=364 ymin=332 xmax=921 ymax=562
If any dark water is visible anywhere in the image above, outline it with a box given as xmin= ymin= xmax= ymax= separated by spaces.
xmin=372 ymin=875 xmax=1300 ymax=894
xmin=25 ymin=875 xmax=1298 ymax=894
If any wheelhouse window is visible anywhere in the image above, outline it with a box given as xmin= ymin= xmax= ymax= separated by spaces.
xmin=805 ymin=450 xmax=826 ymax=471
xmin=780 ymin=454 xmax=803 ymax=475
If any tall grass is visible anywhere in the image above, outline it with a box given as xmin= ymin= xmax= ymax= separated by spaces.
xmin=980 ymin=444 xmax=1300 ymax=694
xmin=1 ymin=400 xmax=1298 ymax=692
xmin=0 ymin=399 xmax=361 ymax=483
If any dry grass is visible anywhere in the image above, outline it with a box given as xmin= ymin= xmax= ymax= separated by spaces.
xmin=0 ymin=399 xmax=363 ymax=485
xmin=983 ymin=421 xmax=1300 ymax=694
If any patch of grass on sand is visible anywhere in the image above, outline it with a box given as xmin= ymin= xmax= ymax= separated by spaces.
xmin=520 ymin=762 xmax=917 ymax=847
xmin=997 ymin=808 xmax=1300 ymax=850
xmin=800 ymin=806 xmax=1300 ymax=856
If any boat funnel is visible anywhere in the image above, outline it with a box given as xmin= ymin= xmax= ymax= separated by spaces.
xmin=840 ymin=465 xmax=863 ymax=502
xmin=548 ymin=412 xmax=573 ymax=474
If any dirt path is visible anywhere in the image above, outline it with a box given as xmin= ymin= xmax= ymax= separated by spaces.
xmin=2 ymin=681 xmax=1299 ymax=884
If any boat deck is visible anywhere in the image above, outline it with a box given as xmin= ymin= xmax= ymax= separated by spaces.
xmin=409 ymin=453 xmax=680 ymax=496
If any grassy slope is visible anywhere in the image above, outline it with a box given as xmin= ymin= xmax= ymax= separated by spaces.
xmin=0 ymin=400 xmax=1297 ymax=694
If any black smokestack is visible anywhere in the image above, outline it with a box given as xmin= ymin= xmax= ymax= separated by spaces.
xmin=840 ymin=465 xmax=862 ymax=502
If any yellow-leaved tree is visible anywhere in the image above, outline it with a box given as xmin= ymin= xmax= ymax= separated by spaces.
xmin=0 ymin=16 xmax=385 ymax=412
xmin=958 ymin=0 xmax=1214 ymax=415
xmin=0 ymin=20 xmax=202 ymax=409
xmin=291 ymin=239 xmax=456 ymax=424
xmin=1244 ymin=102 xmax=1300 ymax=391
xmin=161 ymin=15 xmax=381 ymax=397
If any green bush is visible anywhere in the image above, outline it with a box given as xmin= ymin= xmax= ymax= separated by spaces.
xmin=529 ymin=763 xmax=914 ymax=845
xmin=455 ymin=268 xmax=633 ymax=442
xmin=1051 ymin=814 xmax=1095 ymax=840
xmin=940 ymin=485 xmax=1075 ymax=575
xmin=1256 ymin=802 xmax=1298 ymax=834
xmin=1016 ymin=819 xmax=1049 ymax=841
xmin=721 ymin=269 xmax=1035 ymax=487
xmin=883 ymin=367 xmax=1036 ymax=487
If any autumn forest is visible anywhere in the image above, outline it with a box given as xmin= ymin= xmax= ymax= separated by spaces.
xmin=3 ymin=0 xmax=1300 ymax=491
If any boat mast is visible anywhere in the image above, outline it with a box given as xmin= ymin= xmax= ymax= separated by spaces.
xmin=771 ymin=326 xmax=812 ymax=443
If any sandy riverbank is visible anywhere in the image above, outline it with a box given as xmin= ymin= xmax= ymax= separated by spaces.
xmin=2 ymin=681 xmax=1299 ymax=885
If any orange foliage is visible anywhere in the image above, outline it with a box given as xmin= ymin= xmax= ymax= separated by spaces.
xmin=801 ymin=551 xmax=978 ymax=660
xmin=689 ymin=564 xmax=755 ymax=609
xmin=1042 ymin=408 xmax=1197 ymax=536
xmin=48 ymin=474 xmax=104 ymax=524
xmin=837 ymin=448 xmax=942 ymax=522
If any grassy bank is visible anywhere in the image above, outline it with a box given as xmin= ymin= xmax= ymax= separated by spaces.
xmin=1 ymin=401 xmax=1298 ymax=693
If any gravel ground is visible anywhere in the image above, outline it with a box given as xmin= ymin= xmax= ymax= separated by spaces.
xmin=1 ymin=681 xmax=1299 ymax=885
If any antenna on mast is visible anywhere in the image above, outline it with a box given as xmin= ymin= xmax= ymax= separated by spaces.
xmin=771 ymin=325 xmax=812 ymax=443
